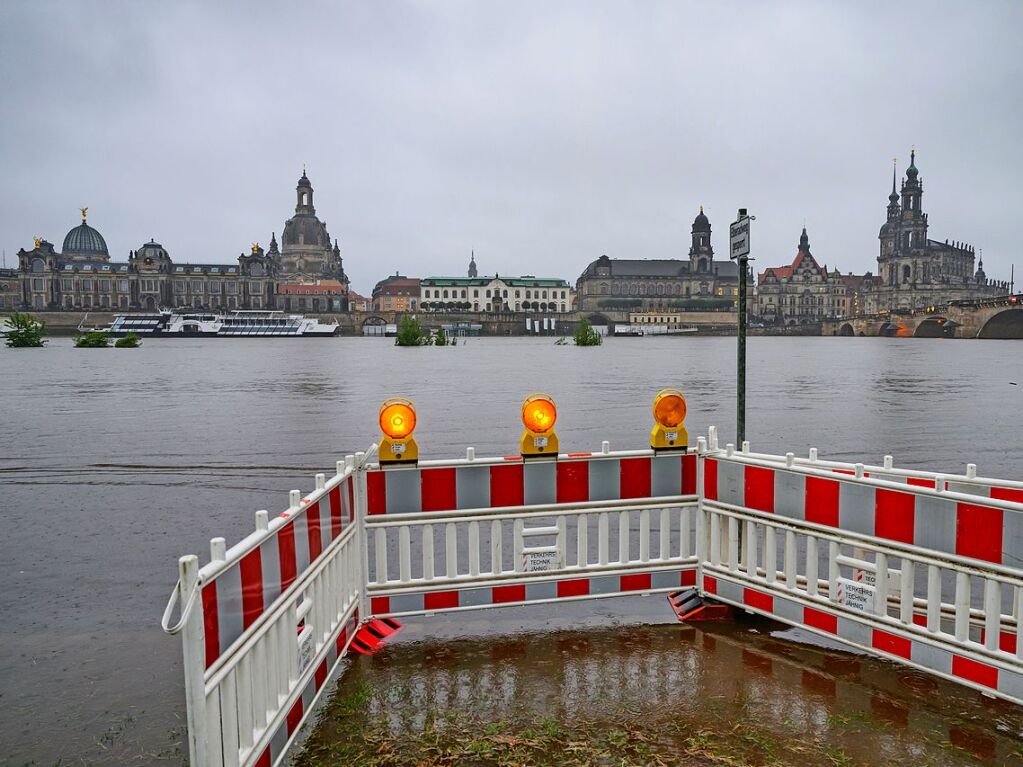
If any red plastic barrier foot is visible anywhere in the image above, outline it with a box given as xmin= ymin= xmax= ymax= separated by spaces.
xmin=667 ymin=588 xmax=735 ymax=622
xmin=350 ymin=617 xmax=403 ymax=655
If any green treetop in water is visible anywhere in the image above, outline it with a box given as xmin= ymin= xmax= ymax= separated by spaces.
xmin=573 ymin=318 xmax=602 ymax=346
xmin=395 ymin=315 xmax=431 ymax=346
xmin=2 ymin=312 xmax=47 ymax=348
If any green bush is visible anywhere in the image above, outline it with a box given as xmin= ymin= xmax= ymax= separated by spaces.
xmin=2 ymin=311 xmax=47 ymax=347
xmin=434 ymin=327 xmax=448 ymax=346
xmin=573 ymin=317 xmax=603 ymax=346
xmin=74 ymin=330 xmax=111 ymax=348
xmin=114 ymin=332 xmax=141 ymax=348
xmin=395 ymin=315 xmax=431 ymax=346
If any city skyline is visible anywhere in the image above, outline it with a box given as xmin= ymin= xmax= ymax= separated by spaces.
xmin=2 ymin=3 xmax=1021 ymax=294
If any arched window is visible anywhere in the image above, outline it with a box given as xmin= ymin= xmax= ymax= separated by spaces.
xmin=902 ymin=265 xmax=911 ymax=282
xmin=599 ymin=282 xmax=609 ymax=295
xmin=32 ymin=258 xmax=45 ymax=273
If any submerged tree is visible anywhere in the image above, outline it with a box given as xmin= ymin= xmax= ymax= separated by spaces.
xmin=434 ymin=327 xmax=448 ymax=346
xmin=573 ymin=317 xmax=603 ymax=346
xmin=114 ymin=332 xmax=141 ymax=348
xmin=395 ymin=315 xmax=431 ymax=346
xmin=74 ymin=330 xmax=111 ymax=348
xmin=2 ymin=312 xmax=47 ymax=348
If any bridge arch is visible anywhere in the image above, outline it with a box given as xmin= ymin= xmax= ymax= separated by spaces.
xmin=978 ymin=308 xmax=1023 ymax=339
xmin=914 ymin=316 xmax=956 ymax=338
xmin=838 ymin=322 xmax=854 ymax=336
xmin=586 ymin=312 xmax=610 ymax=326
xmin=361 ymin=316 xmax=388 ymax=329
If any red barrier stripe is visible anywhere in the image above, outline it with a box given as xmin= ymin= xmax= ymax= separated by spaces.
xmin=371 ymin=596 xmax=391 ymax=614
xmin=557 ymin=578 xmax=590 ymax=597
xmin=239 ymin=549 xmax=264 ymax=629
xmin=424 ymin=590 xmax=459 ymax=610
xmin=566 ymin=452 xmax=592 ymax=457
xmin=704 ymin=459 xmax=718 ymax=501
xmin=201 ymin=581 xmax=220 ymax=668
xmin=907 ymin=477 xmax=936 ymax=488
xmin=278 ymin=522 xmax=297 ymax=592
xmin=803 ymin=606 xmax=837 ymax=634
xmin=493 ymin=584 xmax=526 ymax=603
xmin=314 ymin=658 xmax=328 ymax=690
xmin=490 ymin=463 xmax=524 ymax=507
xmin=556 ymin=460 xmax=589 ymax=503
xmin=620 ymin=457 xmax=651 ymax=499
xmin=286 ymin=697 xmax=304 ymax=736
xmin=875 ymin=489 xmax=915 ymax=543
xmin=744 ymin=465 xmax=775 ymax=513
xmin=681 ymin=569 xmax=697 ymax=586
xmin=952 ymin=655 xmax=998 ymax=689
xmin=956 ymin=503 xmax=1003 ymax=564
xmin=254 ymin=747 xmax=271 ymax=767
xmin=366 ymin=471 xmax=386 ymax=515
xmin=306 ymin=502 xmax=323 ymax=562
xmin=805 ymin=476 xmax=840 ymax=527
xmin=421 ymin=468 xmax=457 ymax=512
xmin=703 ymin=575 xmax=717 ymax=594
xmin=329 ymin=486 xmax=343 ymax=538
xmin=743 ymin=587 xmax=774 ymax=612
xmin=992 ymin=487 xmax=1023 ymax=504
xmin=336 ymin=625 xmax=348 ymax=655
xmin=620 ymin=573 xmax=651 ymax=591
xmin=682 ymin=454 xmax=697 ymax=495
xmin=872 ymin=628 xmax=911 ymax=659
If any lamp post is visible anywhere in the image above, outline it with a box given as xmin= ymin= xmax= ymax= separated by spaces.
xmin=729 ymin=209 xmax=753 ymax=445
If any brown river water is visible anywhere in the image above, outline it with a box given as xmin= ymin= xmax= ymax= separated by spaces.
xmin=1 ymin=335 xmax=1021 ymax=765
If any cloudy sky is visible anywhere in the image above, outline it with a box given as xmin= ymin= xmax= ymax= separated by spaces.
xmin=1 ymin=2 xmax=1020 ymax=294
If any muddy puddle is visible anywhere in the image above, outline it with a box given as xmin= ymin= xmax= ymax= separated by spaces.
xmin=298 ymin=613 xmax=1023 ymax=766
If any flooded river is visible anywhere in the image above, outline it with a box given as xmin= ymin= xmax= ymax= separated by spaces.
xmin=1 ymin=335 xmax=1021 ymax=764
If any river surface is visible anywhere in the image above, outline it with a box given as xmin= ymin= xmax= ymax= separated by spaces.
xmin=1 ymin=335 xmax=1021 ymax=765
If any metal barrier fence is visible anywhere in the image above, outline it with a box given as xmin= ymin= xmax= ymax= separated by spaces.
xmin=163 ymin=430 xmax=1023 ymax=767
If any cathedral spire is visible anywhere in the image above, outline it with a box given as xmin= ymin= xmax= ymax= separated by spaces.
xmin=889 ymin=158 xmax=899 ymax=202
xmin=468 ymin=250 xmax=478 ymax=278
xmin=799 ymin=226 xmax=809 ymax=251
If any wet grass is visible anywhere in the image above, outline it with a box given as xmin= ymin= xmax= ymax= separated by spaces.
xmin=295 ymin=622 xmax=1023 ymax=767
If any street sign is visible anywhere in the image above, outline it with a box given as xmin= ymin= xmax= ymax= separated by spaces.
xmin=730 ymin=216 xmax=750 ymax=259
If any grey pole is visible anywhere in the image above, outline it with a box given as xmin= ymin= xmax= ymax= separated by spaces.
xmin=737 ymin=250 xmax=748 ymax=445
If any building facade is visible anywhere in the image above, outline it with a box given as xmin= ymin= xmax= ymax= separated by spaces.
xmin=0 ymin=268 xmax=19 ymax=310
xmin=12 ymin=171 xmax=350 ymax=312
xmin=755 ymin=228 xmax=850 ymax=324
xmin=372 ymin=274 xmax=421 ymax=312
xmin=277 ymin=280 xmax=348 ymax=312
xmin=576 ymin=208 xmax=745 ymax=312
xmin=421 ymin=255 xmax=572 ymax=312
xmin=864 ymin=152 xmax=1009 ymax=313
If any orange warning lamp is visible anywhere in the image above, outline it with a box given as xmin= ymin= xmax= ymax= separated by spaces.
xmin=650 ymin=388 xmax=688 ymax=452
xmin=379 ymin=397 xmax=419 ymax=465
xmin=520 ymin=393 xmax=559 ymax=459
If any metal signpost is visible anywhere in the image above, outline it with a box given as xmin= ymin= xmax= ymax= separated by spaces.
xmin=729 ymin=210 xmax=752 ymax=445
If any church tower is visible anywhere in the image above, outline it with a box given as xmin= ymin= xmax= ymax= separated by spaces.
xmin=468 ymin=251 xmax=477 ymax=278
xmin=688 ymin=206 xmax=713 ymax=273
xmin=899 ymin=149 xmax=928 ymax=256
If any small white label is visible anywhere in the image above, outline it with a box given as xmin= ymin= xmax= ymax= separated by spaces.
xmin=666 ymin=431 xmax=678 ymax=441
xmin=297 ymin=626 xmax=314 ymax=673
xmin=523 ymin=550 xmax=560 ymax=572
xmin=533 ymin=436 xmax=548 ymax=448
xmin=390 ymin=442 xmax=406 ymax=455
xmin=837 ymin=577 xmax=874 ymax=614
xmin=854 ymin=567 xmax=900 ymax=591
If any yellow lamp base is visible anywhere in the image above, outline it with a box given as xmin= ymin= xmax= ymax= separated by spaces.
xmin=520 ymin=430 xmax=559 ymax=459
xmin=380 ymin=436 xmax=419 ymax=465
xmin=651 ymin=424 xmax=688 ymax=452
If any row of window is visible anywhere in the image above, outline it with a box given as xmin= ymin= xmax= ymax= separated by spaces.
xmin=597 ymin=282 xmax=714 ymax=297
xmin=28 ymin=277 xmax=267 ymax=294
xmin=423 ymin=288 xmax=568 ymax=300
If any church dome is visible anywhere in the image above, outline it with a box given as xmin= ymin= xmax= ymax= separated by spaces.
xmin=62 ymin=220 xmax=108 ymax=258
xmin=282 ymin=214 xmax=330 ymax=248
xmin=692 ymin=206 xmax=711 ymax=232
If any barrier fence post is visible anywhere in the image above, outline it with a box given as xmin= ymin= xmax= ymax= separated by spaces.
xmin=353 ymin=451 xmax=371 ymax=620
xmin=178 ymin=554 xmax=208 ymax=767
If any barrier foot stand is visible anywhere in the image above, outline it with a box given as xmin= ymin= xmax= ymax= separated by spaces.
xmin=667 ymin=588 xmax=734 ymax=622
xmin=351 ymin=617 xmax=403 ymax=655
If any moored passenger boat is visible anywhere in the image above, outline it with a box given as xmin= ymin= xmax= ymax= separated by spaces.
xmin=106 ymin=309 xmax=339 ymax=337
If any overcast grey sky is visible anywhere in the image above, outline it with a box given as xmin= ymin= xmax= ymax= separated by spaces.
xmin=1 ymin=2 xmax=1020 ymax=294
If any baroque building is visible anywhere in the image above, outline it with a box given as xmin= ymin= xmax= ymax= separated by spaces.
xmin=575 ymin=208 xmax=745 ymax=312
xmin=864 ymin=151 xmax=1009 ymax=312
xmin=755 ymin=228 xmax=850 ymax=324
xmin=12 ymin=170 xmax=351 ymax=313
xmin=372 ymin=273 xmax=421 ymax=312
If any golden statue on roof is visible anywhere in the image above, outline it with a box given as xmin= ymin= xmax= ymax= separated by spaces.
xmin=80 ymin=207 xmax=88 ymax=222
xmin=252 ymin=242 xmax=260 ymax=254
xmin=33 ymin=236 xmax=42 ymax=249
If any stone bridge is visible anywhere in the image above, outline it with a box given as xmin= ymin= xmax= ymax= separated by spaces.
xmin=821 ymin=297 xmax=1023 ymax=339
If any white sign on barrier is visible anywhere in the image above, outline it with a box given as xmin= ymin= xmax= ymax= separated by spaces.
xmin=297 ymin=626 xmax=314 ymax=673
xmin=837 ymin=577 xmax=874 ymax=614
xmin=853 ymin=566 xmax=900 ymax=591
xmin=522 ymin=550 xmax=560 ymax=572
